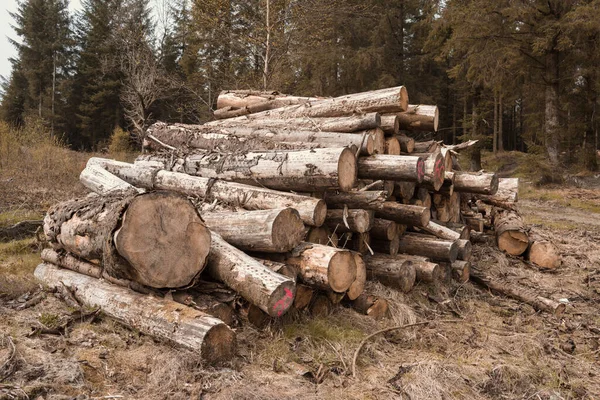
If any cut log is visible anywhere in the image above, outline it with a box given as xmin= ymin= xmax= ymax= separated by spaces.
xmin=384 ymin=137 xmax=401 ymax=155
xmin=451 ymin=260 xmax=470 ymax=283
xmin=325 ymin=209 xmax=374 ymax=233
xmin=493 ymin=209 xmax=529 ymax=256
xmin=397 ymin=134 xmax=415 ymax=153
xmin=34 ymin=263 xmax=235 ymax=363
xmin=393 ymin=255 xmax=443 ymax=283
xmin=294 ymin=284 xmax=314 ymax=310
xmin=414 ymin=187 xmax=432 ymax=209
xmin=202 ymin=208 xmax=305 ymax=253
xmin=137 ymin=147 xmax=357 ymax=192
xmin=370 ymin=219 xmax=400 ymax=241
xmin=439 ymin=221 xmax=470 ymax=240
xmin=370 ymin=236 xmax=400 ymax=256
xmin=395 ymin=105 xmax=439 ymax=132
xmin=393 ymin=181 xmax=416 ymax=200
xmin=246 ymin=304 xmax=272 ymax=329
xmin=172 ymin=291 xmax=237 ymax=327
xmin=527 ymin=234 xmax=561 ymax=270
xmin=327 ymin=290 xmax=346 ymax=304
xmin=464 ymin=215 xmax=485 ymax=232
xmin=358 ymin=155 xmax=425 ymax=183
xmin=469 ymin=267 xmax=565 ymax=315
xmin=206 ymin=233 xmax=296 ymax=317
xmin=397 ymin=233 xmax=459 ymax=262
xmin=43 ymin=192 xmax=211 ymax=289
xmin=477 ymin=177 xmax=519 ymax=207
xmin=41 ymin=249 xmax=103 ymax=279
xmin=457 ymin=239 xmax=472 ymax=261
xmin=412 ymin=152 xmax=445 ymax=191
xmin=347 ymin=253 xmax=367 ymax=300
xmin=351 ymin=294 xmax=389 ymax=319
xmin=453 ymin=171 xmax=499 ymax=195
xmin=364 ymin=254 xmax=416 ymax=292
xmin=374 ymin=202 xmax=430 ymax=227
xmin=305 ymin=226 xmax=339 ymax=247
xmin=412 ymin=140 xmax=439 ymax=153
xmin=357 ymin=180 xmax=395 ymax=197
xmin=91 ymin=158 xmax=327 ymax=227
xmin=421 ymin=220 xmax=461 ymax=241
xmin=380 ymin=115 xmax=399 ymax=135
xmin=79 ymin=165 xmax=139 ymax=196
xmin=258 ymin=259 xmax=299 ymax=280
xmin=339 ymin=232 xmax=371 ymax=255
xmin=323 ymin=190 xmax=388 ymax=210
xmin=310 ymin=294 xmax=333 ymax=317
xmin=216 ymin=91 xmax=318 ymax=110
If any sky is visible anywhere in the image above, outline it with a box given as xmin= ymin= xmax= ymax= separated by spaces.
xmin=0 ymin=0 xmax=82 ymax=80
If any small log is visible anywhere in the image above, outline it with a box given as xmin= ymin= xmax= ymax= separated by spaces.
xmin=258 ymin=259 xmax=299 ymax=280
xmin=477 ymin=177 xmax=519 ymax=208
xmin=397 ymin=233 xmax=459 ymax=262
xmin=370 ymin=219 xmax=400 ymax=241
xmin=207 ymin=233 xmax=296 ymax=317
xmin=527 ymin=234 xmax=561 ymax=270
xmin=393 ymin=255 xmax=443 ymax=283
xmin=493 ymin=209 xmax=529 ymax=256
xmin=79 ymin=165 xmax=139 ymax=196
xmin=370 ymin=236 xmax=400 ymax=256
xmin=294 ymin=284 xmax=315 ymax=310
xmin=464 ymin=215 xmax=485 ymax=232
xmin=395 ymin=105 xmax=439 ymax=132
xmin=202 ymin=208 xmax=305 ymax=253
xmin=364 ymin=254 xmax=416 ymax=292
xmin=412 ymin=140 xmax=439 ymax=153
xmin=43 ymin=192 xmax=211 ymax=289
xmin=34 ymin=263 xmax=235 ymax=363
xmin=470 ymin=267 xmax=565 ymax=315
xmin=397 ymin=134 xmax=415 ymax=153
xmin=357 ymin=180 xmax=395 ymax=197
xmin=347 ymin=253 xmax=367 ymax=300
xmin=420 ymin=220 xmax=461 ymax=241
xmin=451 ymin=260 xmax=470 ymax=283
xmin=210 ymin=113 xmax=381 ymax=132
xmin=457 ymin=239 xmax=472 ymax=261
xmin=384 ymin=137 xmax=401 ymax=155
xmin=439 ymin=221 xmax=470 ymax=240
xmin=393 ymin=181 xmax=416 ymax=200
xmin=453 ymin=171 xmax=499 ymax=195
xmin=41 ymin=249 xmax=102 ymax=279
xmin=325 ymin=209 xmax=374 ymax=234
xmin=358 ymin=155 xmax=425 ymax=183
xmin=247 ymin=304 xmax=272 ymax=329
xmin=172 ymin=291 xmax=237 ymax=327
xmin=374 ymin=202 xmax=430 ymax=227
xmin=415 ymin=187 xmax=432 ymax=209
xmin=305 ymin=226 xmax=339 ymax=247
xmin=310 ymin=294 xmax=333 ymax=317
xmin=351 ymin=294 xmax=389 ymax=319
xmin=324 ymin=190 xmax=388 ymax=210
xmin=412 ymin=152 xmax=445 ymax=191
xmin=380 ymin=115 xmax=399 ymax=135
xmin=339 ymin=232 xmax=371 ymax=255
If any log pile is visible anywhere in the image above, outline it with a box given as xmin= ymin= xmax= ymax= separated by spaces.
xmin=35 ymin=86 xmax=565 ymax=365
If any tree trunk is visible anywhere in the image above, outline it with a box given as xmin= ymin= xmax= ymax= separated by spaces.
xmin=451 ymin=260 xmax=470 ymax=283
xmin=457 ymin=239 xmax=472 ymax=261
xmin=370 ymin=236 xmax=400 ymax=256
xmin=397 ymin=233 xmax=458 ymax=262
xmin=43 ymin=192 xmax=211 ymax=289
xmin=79 ymin=165 xmax=139 ymax=197
xmin=384 ymin=137 xmax=401 ymax=155
xmin=206 ymin=233 xmax=296 ymax=317
xmin=294 ymin=284 xmax=314 ymax=310
xmin=393 ymin=104 xmax=439 ymax=132
xmin=41 ymin=248 xmax=103 ymax=279
xmin=411 ymin=152 xmax=445 ymax=191
xmin=202 ymin=208 xmax=305 ymax=253
xmin=364 ymin=254 xmax=416 ymax=293
xmin=380 ymin=115 xmax=399 ymax=135
xmin=370 ymin=219 xmax=400 ymax=241
xmin=394 ymin=181 xmax=416 ymax=200
xmin=453 ymin=171 xmax=499 ymax=195
xmin=323 ymin=190 xmax=388 ymax=210
xmin=216 ymin=90 xmax=320 ymax=110
xmin=137 ymin=147 xmax=357 ymax=192
xmin=545 ymin=49 xmax=561 ymax=166
xmin=527 ymin=233 xmax=561 ymax=270
xmin=358 ymin=155 xmax=425 ymax=183
xmin=413 ymin=140 xmax=439 ymax=153
xmin=498 ymin=91 xmax=504 ymax=151
xmin=393 ymin=255 xmax=442 ymax=284
xmin=477 ymin=178 xmax=518 ymax=203
xmin=374 ymin=202 xmax=430 ymax=227
xmin=397 ymin=134 xmax=415 ymax=153
xmin=34 ymin=263 xmax=235 ymax=363
xmin=420 ymin=220 xmax=461 ymax=241
xmin=493 ymin=209 xmax=529 ymax=256
xmin=325 ymin=209 xmax=374 ymax=233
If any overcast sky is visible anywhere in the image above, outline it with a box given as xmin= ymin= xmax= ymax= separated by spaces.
xmin=0 ymin=0 xmax=82 ymax=80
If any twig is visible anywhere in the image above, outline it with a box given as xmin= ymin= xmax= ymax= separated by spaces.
xmin=146 ymin=134 xmax=177 ymax=151
xmin=351 ymin=319 xmax=462 ymax=378
xmin=15 ymin=291 xmax=46 ymax=311
xmin=359 ymin=180 xmax=384 ymax=192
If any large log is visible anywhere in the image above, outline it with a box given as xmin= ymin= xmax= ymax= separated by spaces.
xmin=370 ymin=236 xmax=400 ymax=256
xmin=453 ymin=171 xmax=499 ymax=195
xmin=216 ymin=90 xmax=318 ymax=110
xmin=208 ymin=87 xmax=409 ymax=122
xmin=144 ymin=122 xmax=384 ymax=156
xmin=202 ymin=208 xmax=305 ymax=253
xmin=477 ymin=177 xmax=519 ymax=208
xmin=370 ymin=218 xmax=400 ymax=241
xmin=211 ymin=113 xmax=381 ymax=132
xmin=206 ymin=233 xmax=296 ymax=317
xmin=358 ymin=155 xmax=425 ymax=183
xmin=493 ymin=209 xmax=529 ymax=256
xmin=374 ymin=202 xmax=430 ymax=227
xmin=43 ymin=192 xmax=211 ymax=289
xmin=364 ymin=254 xmax=416 ymax=293
xmin=394 ymin=104 xmax=439 ymax=132
xmin=397 ymin=233 xmax=459 ymax=262
xmin=79 ymin=165 xmax=139 ymax=196
xmin=324 ymin=209 xmax=374 ymax=233
xmin=90 ymin=158 xmax=327 ymax=226
xmin=34 ymin=263 xmax=235 ymax=363
xmin=136 ymin=147 xmax=357 ymax=192
xmin=412 ymin=152 xmax=445 ymax=191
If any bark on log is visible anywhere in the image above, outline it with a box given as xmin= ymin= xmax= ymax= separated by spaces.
xmin=477 ymin=177 xmax=519 ymax=206
xmin=420 ymin=220 xmax=461 ymax=241
xmin=380 ymin=115 xmax=399 ymax=135
xmin=325 ymin=209 xmax=374 ymax=233
xmin=393 ymin=255 xmax=443 ymax=283
xmin=207 ymin=233 xmax=296 ymax=317
xmin=412 ymin=152 xmax=445 ymax=191
xmin=41 ymin=249 xmax=103 ymax=279
xmin=493 ymin=209 xmax=529 ymax=256
xmin=43 ymin=192 xmax=211 ymax=289
xmin=258 ymin=259 xmax=299 ymax=280
xmin=294 ymin=284 xmax=314 ymax=310
xmin=347 ymin=253 xmax=367 ymax=300
xmin=358 ymin=155 xmax=425 ymax=183
xmin=393 ymin=181 xmax=416 ymax=200
xmin=370 ymin=219 xmax=400 ymax=241
xmin=453 ymin=171 xmax=499 ymax=195
xmin=397 ymin=134 xmax=415 ymax=153
xmin=374 ymin=202 xmax=430 ymax=227
xmin=35 ymin=263 xmax=235 ymax=363
xmin=323 ymin=190 xmax=389 ymax=210
xmin=451 ymin=260 xmax=470 ymax=283
xmin=364 ymin=254 xmax=416 ymax=292
xmin=457 ymin=239 xmax=472 ymax=261
xmin=357 ymin=180 xmax=395 ymax=197
xmin=464 ymin=215 xmax=485 ymax=232
xmin=350 ymin=294 xmax=389 ymax=319
xmin=439 ymin=221 xmax=471 ymax=240
xmin=384 ymin=137 xmax=401 ymax=155
xmin=79 ymin=165 xmax=139 ymax=197
xmin=216 ymin=91 xmax=318 ymax=110
xmin=91 ymin=158 xmax=327 ymax=226
xmin=137 ymin=147 xmax=357 ymax=192
xmin=370 ymin=236 xmax=400 ymax=256
xmin=305 ymin=226 xmax=339 ymax=247
xmin=412 ymin=140 xmax=439 ymax=153
xmin=397 ymin=233 xmax=459 ymax=262
xmin=395 ymin=105 xmax=439 ymax=132
xmin=310 ymin=294 xmax=333 ymax=317
xmin=202 ymin=208 xmax=305 ymax=253
xmin=172 ymin=291 xmax=237 ymax=327
xmin=469 ymin=267 xmax=565 ymax=315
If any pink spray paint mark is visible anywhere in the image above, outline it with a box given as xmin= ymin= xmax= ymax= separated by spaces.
xmin=272 ymin=287 xmax=294 ymax=317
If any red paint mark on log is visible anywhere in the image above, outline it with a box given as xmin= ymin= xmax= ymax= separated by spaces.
xmin=417 ymin=159 xmax=425 ymax=183
xmin=272 ymin=287 xmax=295 ymax=317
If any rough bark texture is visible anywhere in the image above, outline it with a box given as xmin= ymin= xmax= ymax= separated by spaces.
xmin=374 ymin=202 xmax=430 ymax=227
xmin=79 ymin=165 xmax=139 ymax=197
xmin=384 ymin=137 xmax=401 ymax=155
xmin=41 ymin=248 xmax=103 ymax=279
xmin=421 ymin=220 xmax=461 ymax=241
xmin=370 ymin=219 xmax=400 ymax=241
xmin=397 ymin=233 xmax=458 ymax=262
xmin=35 ymin=263 xmax=235 ymax=363
xmin=324 ymin=190 xmax=389 ymax=210
xmin=394 ymin=105 xmax=439 ymax=132
xmin=350 ymin=294 xmax=389 ymax=319
xmin=493 ymin=209 xmax=529 ymax=256
xmin=380 ymin=115 xmax=399 ymax=135
xmin=211 ymin=113 xmax=381 ymax=132
xmin=370 ymin=236 xmax=400 ymax=256
xmin=453 ymin=171 xmax=499 ymax=195
xmin=325 ymin=209 xmax=374 ymax=233
xmin=364 ymin=254 xmax=416 ymax=292
xmin=451 ymin=260 xmax=471 ymax=283
xmin=478 ymin=178 xmax=519 ymax=204
xmin=358 ymin=155 xmax=425 ymax=183
xmin=394 ymin=255 xmax=443 ymax=283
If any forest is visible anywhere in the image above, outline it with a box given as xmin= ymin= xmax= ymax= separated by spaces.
xmin=1 ymin=0 xmax=599 ymax=171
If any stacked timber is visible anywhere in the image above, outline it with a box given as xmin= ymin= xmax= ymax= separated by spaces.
xmin=35 ymin=86 xmax=564 ymax=367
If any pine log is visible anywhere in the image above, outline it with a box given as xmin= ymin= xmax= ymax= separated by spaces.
xmin=439 ymin=221 xmax=471 ymax=240
xmin=384 ymin=137 xmax=401 ymax=155
xmin=357 ymin=180 xmax=395 ymax=197
xmin=137 ymin=147 xmax=357 ymax=192
xmin=310 ymin=294 xmax=333 ymax=317
xmin=305 ymin=226 xmax=339 ymax=247
xmin=380 ymin=115 xmax=399 ymax=135
xmin=370 ymin=236 xmax=400 ymax=256
xmin=364 ymin=254 xmax=416 ymax=292
xmin=323 ymin=190 xmax=389 ymax=210
xmin=457 ymin=239 xmax=472 ymax=261
xmin=493 ymin=209 xmax=529 ymax=256
xmin=351 ymin=294 xmax=389 ymax=319
xmin=395 ymin=105 xmax=439 ymax=132
xmin=477 ymin=177 xmax=519 ymax=207
xmin=358 ymin=155 xmax=425 ymax=183
xmin=213 ymin=113 xmax=381 ymax=132
xmin=207 ymin=233 xmax=296 ymax=317
xmin=393 ymin=181 xmax=416 ymax=200
xmin=451 ymin=260 xmax=471 ymax=283
xmin=415 ymin=187 xmax=432 ymax=209
xmin=91 ymin=158 xmax=327 ymax=226
xmin=440 ymin=148 xmax=453 ymax=173
xmin=374 ymin=202 xmax=430 ymax=227
xmin=420 ymin=220 xmax=461 ymax=241
xmin=412 ymin=140 xmax=439 ymax=153
xmin=412 ymin=152 xmax=445 ymax=191
xmin=34 ymin=263 xmax=235 ymax=363
xmin=294 ymin=285 xmax=315 ymax=310
xmin=393 ymin=255 xmax=443 ymax=283
xmin=397 ymin=233 xmax=459 ymax=262
xmin=370 ymin=219 xmax=400 ymax=241
xmin=43 ymin=192 xmax=211 ymax=289
xmin=453 ymin=171 xmax=499 ymax=195
xmin=41 ymin=249 xmax=103 ymax=279
xmin=469 ymin=267 xmax=565 ymax=315
xmin=398 ymin=134 xmax=415 ymax=153
xmin=347 ymin=253 xmax=367 ymax=300
xmin=216 ymin=91 xmax=318 ymax=110
xmin=79 ymin=165 xmax=139 ymax=196
xmin=172 ymin=291 xmax=236 ymax=327
xmin=325 ymin=209 xmax=374 ymax=233
xmin=527 ymin=234 xmax=561 ymax=270
xmin=202 ymin=208 xmax=305 ymax=253
xmin=464 ymin=215 xmax=485 ymax=232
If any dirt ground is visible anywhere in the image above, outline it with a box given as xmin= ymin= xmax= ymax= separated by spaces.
xmin=2 ymin=158 xmax=600 ymax=399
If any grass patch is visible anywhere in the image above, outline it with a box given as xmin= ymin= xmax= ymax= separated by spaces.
xmin=524 ymin=215 xmax=579 ymax=231
xmin=0 ymin=237 xmax=40 ymax=299
xmin=0 ymin=209 xmax=44 ymax=227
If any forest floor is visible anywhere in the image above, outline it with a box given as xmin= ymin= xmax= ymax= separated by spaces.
xmin=1 ymin=150 xmax=600 ymax=400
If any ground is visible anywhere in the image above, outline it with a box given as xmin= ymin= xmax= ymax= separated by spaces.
xmin=1 ymin=150 xmax=600 ymax=400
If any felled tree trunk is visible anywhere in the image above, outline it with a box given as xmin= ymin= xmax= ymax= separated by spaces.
xmin=34 ymin=263 xmax=235 ymax=363
xmin=397 ymin=233 xmax=458 ymax=262
xmin=79 ymin=165 xmax=139 ymax=196
xmin=384 ymin=137 xmax=401 ymax=155
xmin=413 ymin=140 xmax=439 ymax=153
xmin=451 ymin=260 xmax=470 ymax=283
xmin=212 ymin=113 xmax=381 ymax=132
xmin=527 ymin=233 xmax=561 ymax=270
xmin=137 ymin=147 xmax=357 ymax=192
xmin=43 ymin=192 xmax=211 ymax=289
xmin=358 ymin=155 xmax=425 ymax=183
xmin=216 ymin=91 xmax=318 ymax=110
xmin=374 ymin=202 xmax=430 ymax=227
xmin=397 ymin=134 xmax=415 ymax=153
xmin=324 ymin=209 xmax=374 ymax=233
xmin=202 ymin=208 xmax=305 ymax=253
xmin=380 ymin=115 xmax=399 ymax=135
xmin=370 ymin=219 xmax=400 ymax=241
xmin=394 ymin=255 xmax=443 ymax=284
xmin=412 ymin=152 xmax=445 ymax=191
xmin=457 ymin=239 xmax=473 ymax=261
xmin=323 ymin=190 xmax=388 ymax=210
xmin=493 ymin=209 xmax=529 ymax=256
xmin=394 ymin=181 xmax=416 ymax=200
xmin=364 ymin=254 xmax=416 ymax=293
xmin=453 ymin=171 xmax=499 ymax=195
xmin=477 ymin=177 xmax=519 ymax=209
xmin=305 ymin=226 xmax=339 ymax=247
xmin=370 ymin=236 xmax=400 ymax=256
xmin=394 ymin=104 xmax=439 ymax=132
xmin=420 ymin=220 xmax=461 ymax=241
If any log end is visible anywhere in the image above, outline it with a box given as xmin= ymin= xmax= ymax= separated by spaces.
xmin=272 ymin=208 xmax=306 ymax=252
xmin=417 ymin=158 xmax=425 ymax=184
xmin=328 ymin=250 xmax=358 ymax=293
xmin=372 ymin=128 xmax=386 ymax=155
xmin=433 ymin=106 xmax=440 ymax=132
xmin=399 ymin=260 xmax=417 ymax=293
xmin=432 ymin=154 xmax=446 ymax=191
xmin=266 ymin=280 xmax=297 ymax=317
xmin=201 ymin=323 xmax=237 ymax=364
xmin=399 ymin=86 xmax=409 ymax=112
xmin=346 ymin=253 xmax=367 ymax=300
xmin=529 ymin=241 xmax=561 ymax=270
xmin=385 ymin=137 xmax=401 ymax=155
xmin=498 ymin=231 xmax=529 ymax=256
xmin=312 ymin=199 xmax=328 ymax=227
xmin=338 ymin=147 xmax=358 ymax=191
xmin=457 ymin=239 xmax=473 ymax=262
